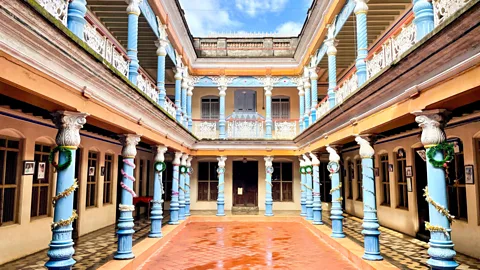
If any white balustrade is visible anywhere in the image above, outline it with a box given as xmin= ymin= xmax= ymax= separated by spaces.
xmin=137 ymin=73 xmax=158 ymax=101
xmin=35 ymin=0 xmax=69 ymax=25
xmin=433 ymin=0 xmax=471 ymax=26
xmin=227 ymin=120 xmax=264 ymax=139
xmin=164 ymin=98 xmax=177 ymax=118
xmin=273 ymin=121 xmax=297 ymax=139
xmin=316 ymin=100 xmax=329 ymax=119
xmin=335 ymin=73 xmax=357 ymax=105
xmin=194 ymin=121 xmax=218 ymax=139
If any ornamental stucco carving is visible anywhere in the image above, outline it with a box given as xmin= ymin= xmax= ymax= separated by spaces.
xmin=264 ymin=156 xmax=274 ymax=168
xmin=217 ymin=156 xmax=227 ymax=168
xmin=327 ymin=15 xmax=337 ymax=40
xmin=309 ymin=152 xmax=320 ymax=165
xmin=186 ymin=156 xmax=193 ymax=167
xmin=413 ymin=110 xmax=449 ymax=145
xmin=299 ymin=156 xmax=305 ymax=167
xmin=173 ymin=151 xmax=183 ymax=165
xmin=126 ymin=0 xmax=142 ymax=16
xmin=119 ymin=134 xmax=141 ymax=158
xmin=302 ymin=154 xmax=312 ymax=166
xmin=354 ymin=0 xmax=368 ymax=14
xmin=154 ymin=146 xmax=168 ymax=162
xmin=355 ymin=136 xmax=375 ymax=158
xmin=181 ymin=153 xmax=188 ymax=166
xmin=326 ymin=146 xmax=341 ymax=162
xmin=52 ymin=111 xmax=89 ymax=147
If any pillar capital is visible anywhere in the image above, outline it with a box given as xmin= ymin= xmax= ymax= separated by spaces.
xmin=326 ymin=145 xmax=342 ymax=162
xmin=173 ymin=151 xmax=183 ymax=165
xmin=354 ymin=0 xmax=368 ymax=14
xmin=181 ymin=153 xmax=189 ymax=166
xmin=119 ymin=134 xmax=141 ymax=158
xmin=302 ymin=153 xmax=312 ymax=166
xmin=52 ymin=111 xmax=89 ymax=147
xmin=218 ymin=86 xmax=227 ymax=96
xmin=126 ymin=0 xmax=141 ymax=16
xmin=264 ymin=86 xmax=273 ymax=96
xmin=187 ymin=86 xmax=194 ymax=96
xmin=217 ymin=156 xmax=227 ymax=168
xmin=309 ymin=152 xmax=320 ymax=165
xmin=153 ymin=145 xmax=168 ymax=162
xmin=155 ymin=39 xmax=168 ymax=56
xmin=309 ymin=68 xmax=319 ymax=80
xmin=264 ymin=156 xmax=274 ymax=167
xmin=325 ymin=39 xmax=339 ymax=56
xmin=174 ymin=68 xmax=183 ymax=80
xmin=297 ymin=85 xmax=305 ymax=96
xmin=413 ymin=109 xmax=450 ymax=146
xmin=355 ymin=135 xmax=375 ymax=158
xmin=298 ymin=156 xmax=306 ymax=167
xmin=303 ymin=77 xmax=311 ymax=89
xmin=186 ymin=156 xmax=193 ymax=167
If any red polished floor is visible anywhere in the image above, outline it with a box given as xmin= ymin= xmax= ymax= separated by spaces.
xmin=140 ymin=221 xmax=358 ymax=270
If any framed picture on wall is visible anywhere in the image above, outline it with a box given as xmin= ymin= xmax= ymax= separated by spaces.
xmin=405 ymin=166 xmax=413 ymax=177
xmin=23 ymin=161 xmax=35 ymax=175
xmin=407 ymin=177 xmax=412 ymax=192
xmin=388 ymin=164 xmax=394 ymax=172
xmin=465 ymin=165 xmax=474 ymax=184
xmin=37 ymin=162 xmax=46 ymax=180
xmin=101 ymin=166 xmax=105 ymax=176
xmin=88 ymin=166 xmax=95 ymax=176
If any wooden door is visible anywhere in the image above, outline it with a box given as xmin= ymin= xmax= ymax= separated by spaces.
xmin=233 ymin=161 xmax=258 ymax=206
xmin=414 ymin=148 xmax=429 ymax=241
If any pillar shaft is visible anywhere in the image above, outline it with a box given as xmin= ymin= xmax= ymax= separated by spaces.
xmin=303 ymin=154 xmax=313 ymax=220
xmin=149 ymin=146 xmax=167 ymax=238
xmin=299 ymin=157 xmax=307 ymax=217
xmin=298 ymin=86 xmax=305 ymax=132
xmin=156 ymin=41 xmax=167 ymax=107
xmin=217 ymin=156 xmax=227 ymax=216
xmin=67 ymin=0 xmax=87 ymax=40
xmin=219 ymin=87 xmax=227 ymax=139
xmin=174 ymin=72 xmax=182 ymax=122
xmin=327 ymin=42 xmax=337 ymax=109
xmin=327 ymin=146 xmax=345 ymax=238
xmin=355 ymin=1 xmax=368 ymax=85
xmin=187 ymin=89 xmax=193 ymax=131
xmin=265 ymin=87 xmax=273 ymax=139
xmin=265 ymin=156 xmax=274 ymax=216
xmin=126 ymin=0 xmax=140 ymax=84
xmin=304 ymin=80 xmax=311 ymax=129
xmin=413 ymin=0 xmax=435 ymax=41
xmin=169 ymin=152 xmax=182 ymax=224
xmin=178 ymin=154 xmax=188 ymax=220
xmin=185 ymin=157 xmax=192 ymax=216
xmin=312 ymin=161 xmax=323 ymax=225
xmin=310 ymin=72 xmax=318 ymax=123
xmin=181 ymin=84 xmax=188 ymax=127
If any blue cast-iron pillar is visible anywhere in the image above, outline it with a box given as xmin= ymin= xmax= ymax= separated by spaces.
xmin=187 ymin=88 xmax=193 ymax=132
xmin=149 ymin=146 xmax=168 ymax=238
xmin=355 ymin=0 xmax=368 ymax=86
xmin=413 ymin=0 xmax=435 ymax=41
xmin=327 ymin=146 xmax=345 ymax=238
xmin=265 ymin=86 xmax=273 ymax=139
xmin=303 ymin=154 xmax=313 ymax=221
xmin=311 ymin=153 xmax=323 ymax=225
xmin=303 ymin=77 xmax=311 ymax=129
xmin=156 ymin=40 xmax=167 ymax=107
xmin=265 ymin=156 xmax=274 ymax=216
xmin=298 ymin=85 xmax=305 ymax=132
xmin=414 ymin=110 xmax=458 ymax=269
xmin=185 ymin=156 xmax=193 ymax=216
xmin=219 ymin=87 xmax=227 ymax=139
xmin=115 ymin=134 xmax=141 ymax=260
xmin=326 ymin=38 xmax=338 ymax=109
xmin=355 ymin=136 xmax=382 ymax=261
xmin=46 ymin=111 xmax=88 ymax=270
xmin=174 ymin=70 xmax=183 ymax=122
xmin=126 ymin=0 xmax=141 ymax=84
xmin=217 ymin=156 xmax=227 ymax=216
xmin=67 ymin=0 xmax=87 ymax=41
xmin=310 ymin=70 xmax=318 ymax=123
xmin=169 ymin=152 xmax=182 ymax=224
xmin=178 ymin=154 xmax=188 ymax=220
xmin=299 ymin=157 xmax=307 ymax=217
xmin=181 ymin=80 xmax=188 ymax=127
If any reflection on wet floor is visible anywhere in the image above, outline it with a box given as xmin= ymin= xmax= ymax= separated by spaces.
xmin=139 ymin=222 xmax=357 ymax=270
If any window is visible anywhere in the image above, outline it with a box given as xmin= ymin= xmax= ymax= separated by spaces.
xmin=272 ymin=96 xmax=290 ymax=119
xmin=272 ymin=162 xmax=293 ymax=202
xmin=0 ymin=137 xmax=20 ymax=226
xmin=31 ymin=144 xmax=52 ymax=217
xmin=380 ymin=154 xmax=390 ymax=206
xmin=356 ymin=158 xmax=363 ymax=201
xmin=103 ymin=154 xmax=113 ymax=204
xmin=347 ymin=161 xmax=354 ymax=199
xmin=234 ymin=90 xmax=256 ymax=112
xmin=319 ymin=162 xmax=332 ymax=203
xmin=162 ymin=162 xmax=173 ymax=201
xmin=201 ymin=96 xmax=220 ymax=120
xmin=86 ymin=151 xmax=98 ymax=208
xmin=197 ymin=162 xmax=218 ymax=201
xmin=139 ymin=159 xmax=145 ymax=196
xmin=446 ymin=139 xmax=467 ymax=220
xmin=396 ymin=149 xmax=408 ymax=209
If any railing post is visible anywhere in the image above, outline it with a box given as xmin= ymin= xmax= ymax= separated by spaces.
xmin=149 ymin=146 xmax=167 ymax=238
xmin=67 ymin=0 xmax=87 ymax=40
xmin=310 ymin=69 xmax=318 ymax=122
xmin=126 ymin=0 xmax=141 ymax=84
xmin=355 ymin=0 xmax=368 ymax=86
xmin=265 ymin=156 xmax=274 ymax=216
xmin=217 ymin=156 xmax=227 ymax=216
xmin=327 ymin=145 xmax=345 ymax=238
xmin=297 ymin=83 xmax=305 ymax=132
xmin=174 ymin=69 xmax=183 ymax=122
xmin=155 ymin=39 xmax=168 ymax=107
xmin=413 ymin=0 xmax=435 ymax=41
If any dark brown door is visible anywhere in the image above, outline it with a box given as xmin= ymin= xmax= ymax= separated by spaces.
xmin=233 ymin=161 xmax=258 ymax=206
xmin=414 ymin=148 xmax=429 ymax=241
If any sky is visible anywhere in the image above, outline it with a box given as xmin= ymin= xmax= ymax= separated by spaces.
xmin=178 ymin=0 xmax=313 ymax=37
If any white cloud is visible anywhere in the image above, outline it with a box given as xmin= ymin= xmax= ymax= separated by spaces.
xmin=275 ymin=21 xmax=303 ymax=36
xmin=179 ymin=0 xmax=242 ymax=36
xmin=235 ymin=0 xmax=289 ymax=17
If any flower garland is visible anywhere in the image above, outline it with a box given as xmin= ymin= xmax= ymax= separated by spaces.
xmin=123 ymin=159 xmax=136 ymax=168
xmin=48 ymin=146 xmax=73 ymax=172
xmin=425 ymin=222 xmax=449 ymax=237
xmin=154 ymin=161 xmax=166 ymax=173
xmin=52 ymin=180 xmax=78 ymax=206
xmin=329 ymin=183 xmax=342 ymax=195
xmin=188 ymin=167 xmax=194 ymax=175
xmin=120 ymin=158 xmax=137 ymax=197
xmin=121 ymin=182 xmax=137 ymax=197
xmin=423 ymin=187 xmax=454 ymax=222
xmin=305 ymin=165 xmax=313 ymax=175
xmin=51 ymin=210 xmax=78 ymax=229
xmin=180 ymin=165 xmax=188 ymax=174
xmin=119 ymin=204 xmax=135 ymax=212
xmin=266 ymin=166 xmax=274 ymax=174
xmin=312 ymin=192 xmax=321 ymax=196
xmin=217 ymin=182 xmax=224 ymax=194
xmin=121 ymin=169 xmax=136 ymax=182
xmin=299 ymin=166 xmax=306 ymax=174
xmin=335 ymin=197 xmax=343 ymax=202
xmin=427 ymin=142 xmax=454 ymax=169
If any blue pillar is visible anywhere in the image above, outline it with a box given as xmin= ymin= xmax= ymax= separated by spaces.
xmin=149 ymin=146 xmax=167 ymax=238
xmin=219 ymin=87 xmax=227 ymax=139
xmin=355 ymin=0 xmax=368 ymax=85
xmin=216 ymin=156 xmax=227 ymax=216
xmin=299 ymin=157 xmax=307 ymax=217
xmin=169 ymin=152 xmax=182 ymax=224
xmin=303 ymin=154 xmax=313 ymax=221
xmin=67 ymin=0 xmax=87 ymax=40
xmin=413 ymin=0 xmax=435 ymax=41
xmin=327 ymin=146 xmax=345 ymax=238
xmin=126 ymin=0 xmax=141 ymax=84
xmin=174 ymin=70 xmax=182 ymax=122
xmin=414 ymin=110 xmax=458 ymax=269
xmin=311 ymin=153 xmax=322 ymax=225
xmin=178 ymin=154 xmax=187 ymax=220
xmin=304 ymin=78 xmax=311 ymax=129
xmin=326 ymin=39 xmax=338 ymax=109
xmin=355 ymin=136 xmax=382 ymax=261
xmin=187 ymin=88 xmax=193 ymax=131
xmin=298 ymin=85 xmax=305 ymax=132
xmin=46 ymin=112 xmax=88 ymax=270
xmin=181 ymin=80 xmax=188 ymax=127
xmin=185 ymin=157 xmax=193 ymax=216
xmin=310 ymin=71 xmax=318 ymax=122
xmin=265 ymin=87 xmax=273 ymax=139
xmin=156 ymin=41 xmax=167 ymax=107
xmin=265 ymin=156 xmax=274 ymax=216
xmin=115 ymin=134 xmax=141 ymax=260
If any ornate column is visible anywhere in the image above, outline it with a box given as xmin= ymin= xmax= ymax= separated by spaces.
xmin=303 ymin=72 xmax=311 ymax=129
xmin=174 ymin=68 xmax=183 ymax=122
xmin=216 ymin=156 xmax=227 ymax=216
xmin=310 ymin=153 xmax=322 ymax=225
xmin=67 ymin=0 xmax=87 ymax=40
xmin=149 ymin=146 xmax=168 ymax=238
xmin=45 ymin=111 xmax=88 ymax=270
xmin=413 ymin=0 xmax=435 ymax=41
xmin=355 ymin=136 xmax=382 ymax=261
xmin=219 ymin=86 xmax=227 ymax=139
xmin=310 ymin=68 xmax=318 ymax=123
xmin=327 ymin=145 xmax=345 ymax=238
xmin=355 ymin=0 xmax=368 ymax=85
xmin=297 ymin=83 xmax=305 ymax=132
xmin=155 ymin=23 xmax=168 ymax=107
xmin=265 ymin=156 xmax=274 ymax=216
xmin=168 ymin=152 xmax=182 ymax=224
xmin=413 ymin=110 xmax=458 ymax=269
xmin=115 ymin=134 xmax=141 ymax=260
xmin=187 ymin=85 xmax=193 ymax=131
xmin=303 ymin=154 xmax=314 ymax=221
xmin=181 ymin=77 xmax=188 ymax=127
xmin=126 ymin=0 xmax=141 ymax=83
xmin=265 ymin=85 xmax=273 ymax=139
xmin=299 ymin=156 xmax=307 ymax=217
xmin=325 ymin=21 xmax=338 ymax=109
xmin=178 ymin=154 xmax=188 ymax=220
xmin=185 ymin=156 xmax=193 ymax=216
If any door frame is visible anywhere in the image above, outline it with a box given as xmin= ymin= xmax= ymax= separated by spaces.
xmin=232 ymin=160 xmax=258 ymax=206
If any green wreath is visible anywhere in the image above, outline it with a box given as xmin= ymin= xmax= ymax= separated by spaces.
xmin=427 ymin=142 xmax=454 ymax=168
xmin=180 ymin=165 xmax=188 ymax=174
xmin=48 ymin=146 xmax=72 ymax=172
xmin=299 ymin=166 xmax=306 ymax=174
xmin=305 ymin=165 xmax=313 ymax=174
xmin=154 ymin=161 xmax=166 ymax=173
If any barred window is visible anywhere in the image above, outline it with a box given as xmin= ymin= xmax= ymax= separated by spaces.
xmin=272 ymin=162 xmax=293 ymax=202
xmin=380 ymin=154 xmax=390 ymax=206
xmin=396 ymin=149 xmax=408 ymax=209
xmin=31 ymin=143 xmax=52 ymax=217
xmin=103 ymin=154 xmax=113 ymax=204
xmin=446 ymin=138 xmax=467 ymax=220
xmin=0 ymin=137 xmax=20 ymax=226
xmin=198 ymin=162 xmax=218 ymax=201
xmin=272 ymin=96 xmax=290 ymax=119
xmin=86 ymin=151 xmax=98 ymax=208
xmin=201 ymin=96 xmax=220 ymax=120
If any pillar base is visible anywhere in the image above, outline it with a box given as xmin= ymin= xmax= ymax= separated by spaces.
xmin=45 ymin=258 xmax=76 ymax=270
xmin=362 ymin=254 xmax=383 ymax=261
xmin=113 ymin=252 xmax=135 ymax=260
xmin=148 ymin=233 xmax=163 ymax=238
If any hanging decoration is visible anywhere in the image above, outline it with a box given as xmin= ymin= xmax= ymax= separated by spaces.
xmin=154 ymin=161 xmax=166 ymax=173
xmin=188 ymin=167 xmax=194 ymax=175
xmin=327 ymin=161 xmax=340 ymax=173
xmin=330 ymin=183 xmax=342 ymax=195
xmin=172 ymin=165 xmax=180 ymax=196
xmin=300 ymin=166 xmax=306 ymax=174
xmin=48 ymin=146 xmax=73 ymax=172
xmin=305 ymin=165 xmax=313 ymax=174
xmin=427 ymin=142 xmax=454 ymax=169
xmin=425 ymin=222 xmax=449 ymax=237
xmin=423 ymin=186 xmax=454 ymax=228
xmin=51 ymin=210 xmax=78 ymax=229
xmin=121 ymin=182 xmax=137 ymax=197
xmin=266 ymin=166 xmax=274 ymax=174
xmin=217 ymin=167 xmax=225 ymax=176
xmin=52 ymin=180 xmax=78 ymax=206
xmin=119 ymin=204 xmax=135 ymax=212
xmin=123 ymin=159 xmax=136 ymax=168
xmin=121 ymin=169 xmax=136 ymax=182
xmin=180 ymin=165 xmax=188 ymax=174
xmin=120 ymin=158 xmax=137 ymax=198
xmin=217 ymin=182 xmax=224 ymax=194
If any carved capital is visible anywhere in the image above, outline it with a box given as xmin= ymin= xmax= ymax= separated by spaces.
xmin=302 ymin=154 xmax=312 ymax=166
xmin=413 ymin=109 xmax=450 ymax=146
xmin=119 ymin=134 xmax=141 ymax=158
xmin=355 ymin=135 xmax=375 ymax=158
xmin=354 ymin=0 xmax=368 ymax=14
xmin=187 ymin=86 xmax=194 ymax=96
xmin=303 ymin=77 xmax=311 ymax=89
xmin=173 ymin=151 xmax=183 ymax=165
xmin=309 ymin=68 xmax=318 ymax=80
xmin=218 ymin=86 xmax=227 ymax=96
xmin=153 ymin=145 xmax=168 ymax=162
xmin=326 ymin=145 xmax=341 ymax=162
xmin=155 ymin=39 xmax=168 ymax=56
xmin=298 ymin=156 xmax=305 ymax=167
xmin=217 ymin=156 xmax=227 ymax=168
xmin=51 ymin=111 xmax=89 ymax=147
xmin=297 ymin=85 xmax=305 ymax=96
xmin=264 ymin=86 xmax=273 ymax=96
xmin=325 ymin=39 xmax=338 ymax=56
xmin=309 ymin=152 xmax=320 ymax=165
xmin=264 ymin=156 xmax=274 ymax=168
xmin=181 ymin=153 xmax=188 ymax=166
xmin=174 ymin=69 xmax=183 ymax=80
xmin=186 ymin=156 xmax=193 ymax=167
xmin=126 ymin=0 xmax=142 ymax=16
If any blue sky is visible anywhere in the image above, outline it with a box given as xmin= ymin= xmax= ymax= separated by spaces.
xmin=178 ymin=0 xmax=313 ymax=37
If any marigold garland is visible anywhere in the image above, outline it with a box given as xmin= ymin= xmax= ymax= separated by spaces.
xmin=52 ymin=181 xmax=78 ymax=206
xmin=51 ymin=210 xmax=78 ymax=229
xmin=48 ymin=146 xmax=73 ymax=172
xmin=330 ymin=183 xmax=342 ymax=195
xmin=427 ymin=142 xmax=454 ymax=169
